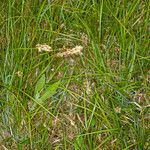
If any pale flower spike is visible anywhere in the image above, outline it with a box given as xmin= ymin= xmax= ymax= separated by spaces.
xmin=36 ymin=44 xmax=52 ymax=52
xmin=56 ymin=45 xmax=83 ymax=58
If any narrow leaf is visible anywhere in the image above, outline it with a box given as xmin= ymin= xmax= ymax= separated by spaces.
xmin=40 ymin=80 xmax=60 ymax=102
xmin=35 ymin=74 xmax=45 ymax=94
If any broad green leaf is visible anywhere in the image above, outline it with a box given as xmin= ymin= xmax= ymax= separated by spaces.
xmin=35 ymin=92 xmax=40 ymax=101
xmin=39 ymin=80 xmax=60 ymax=103
xmin=35 ymin=74 xmax=45 ymax=94
xmin=29 ymin=92 xmax=40 ymax=111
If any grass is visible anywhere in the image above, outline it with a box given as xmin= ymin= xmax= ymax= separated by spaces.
xmin=0 ymin=0 xmax=149 ymax=149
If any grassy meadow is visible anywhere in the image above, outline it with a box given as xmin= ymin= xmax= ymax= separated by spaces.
xmin=0 ymin=0 xmax=149 ymax=149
